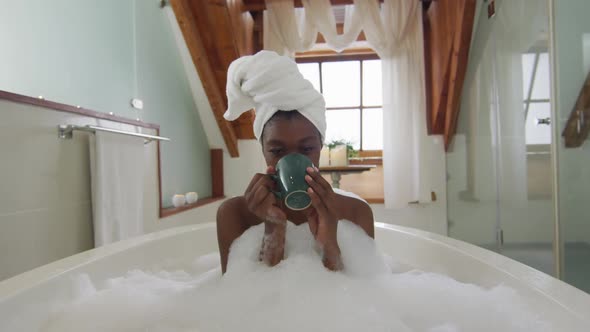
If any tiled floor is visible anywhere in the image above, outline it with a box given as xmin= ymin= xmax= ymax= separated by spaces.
xmin=563 ymin=242 xmax=590 ymax=294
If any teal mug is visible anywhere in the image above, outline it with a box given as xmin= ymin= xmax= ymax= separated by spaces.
xmin=271 ymin=153 xmax=314 ymax=211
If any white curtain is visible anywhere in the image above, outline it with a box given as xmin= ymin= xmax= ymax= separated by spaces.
xmin=264 ymin=0 xmax=316 ymax=56
xmin=264 ymin=0 xmax=433 ymax=208
xmin=465 ymin=0 xmax=548 ymax=203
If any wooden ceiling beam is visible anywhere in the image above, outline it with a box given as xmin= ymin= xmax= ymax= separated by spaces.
xmin=423 ymin=0 xmax=476 ymax=150
xmin=171 ymin=0 xmax=242 ymax=157
xmin=443 ymin=0 xmax=476 ymax=149
xmin=562 ymin=71 xmax=590 ymax=148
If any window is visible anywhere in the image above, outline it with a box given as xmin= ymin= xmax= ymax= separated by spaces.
xmin=297 ymin=57 xmax=383 ymax=151
xmin=522 ymin=51 xmax=551 ymax=145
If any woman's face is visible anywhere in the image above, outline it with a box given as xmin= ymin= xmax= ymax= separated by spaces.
xmin=261 ymin=114 xmax=322 ymax=167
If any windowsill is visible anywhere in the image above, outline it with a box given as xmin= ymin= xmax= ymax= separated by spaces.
xmin=349 ymin=157 xmax=383 ymax=165
xmin=365 ymin=198 xmax=385 ymax=204
xmin=160 ymin=196 xmax=226 ymax=219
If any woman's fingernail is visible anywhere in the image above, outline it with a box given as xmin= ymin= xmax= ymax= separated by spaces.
xmin=314 ymin=166 xmax=319 ymax=172
xmin=306 ymin=167 xmax=314 ymax=173
xmin=305 ymin=175 xmax=312 ymax=182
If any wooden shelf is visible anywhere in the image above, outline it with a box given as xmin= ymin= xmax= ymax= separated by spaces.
xmin=160 ymin=196 xmax=226 ymax=218
xmin=319 ymin=165 xmax=376 ymax=172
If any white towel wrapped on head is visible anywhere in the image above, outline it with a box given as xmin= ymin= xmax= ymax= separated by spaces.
xmin=224 ymin=50 xmax=326 ymax=141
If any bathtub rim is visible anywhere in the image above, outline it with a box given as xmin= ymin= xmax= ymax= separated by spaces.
xmin=375 ymin=222 xmax=590 ymax=322
xmin=0 ymin=221 xmax=588 ymax=322
xmin=0 ymin=223 xmax=215 ymax=302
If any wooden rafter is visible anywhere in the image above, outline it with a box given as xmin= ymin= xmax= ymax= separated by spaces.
xmin=562 ymin=71 xmax=590 ymax=148
xmin=171 ymin=0 xmax=258 ymax=158
xmin=423 ymin=0 xmax=476 ymax=150
xmin=443 ymin=0 xmax=476 ymax=148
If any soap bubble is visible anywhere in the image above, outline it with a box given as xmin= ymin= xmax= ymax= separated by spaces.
xmin=29 ymin=221 xmax=555 ymax=331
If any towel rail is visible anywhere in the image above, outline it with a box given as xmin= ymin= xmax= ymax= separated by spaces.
xmin=58 ymin=125 xmax=170 ymax=143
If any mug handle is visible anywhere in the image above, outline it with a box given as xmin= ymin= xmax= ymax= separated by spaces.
xmin=269 ymin=173 xmax=282 ymax=199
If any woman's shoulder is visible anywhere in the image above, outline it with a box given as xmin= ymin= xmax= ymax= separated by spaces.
xmin=332 ymin=188 xmax=367 ymax=203
xmin=218 ymin=196 xmax=245 ymax=210
xmin=217 ymin=196 xmax=261 ymax=228
xmin=217 ymin=196 xmax=246 ymax=219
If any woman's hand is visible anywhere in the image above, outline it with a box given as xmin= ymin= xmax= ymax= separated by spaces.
xmin=244 ymin=166 xmax=286 ymax=224
xmin=304 ymin=166 xmax=343 ymax=271
xmin=244 ymin=167 xmax=287 ymax=267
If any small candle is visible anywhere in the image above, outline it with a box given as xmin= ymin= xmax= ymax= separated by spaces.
xmin=172 ymin=194 xmax=186 ymax=207
xmin=186 ymin=192 xmax=199 ymax=204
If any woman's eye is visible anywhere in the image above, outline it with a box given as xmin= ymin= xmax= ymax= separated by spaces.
xmin=302 ymin=146 xmax=315 ymax=153
xmin=269 ymin=149 xmax=284 ymax=156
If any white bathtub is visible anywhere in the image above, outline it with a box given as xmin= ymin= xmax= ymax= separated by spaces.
xmin=0 ymin=222 xmax=589 ymax=330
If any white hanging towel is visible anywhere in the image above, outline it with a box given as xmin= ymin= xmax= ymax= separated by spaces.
xmin=89 ymin=130 xmax=145 ymax=247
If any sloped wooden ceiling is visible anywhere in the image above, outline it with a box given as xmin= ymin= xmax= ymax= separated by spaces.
xmin=171 ymin=0 xmax=475 ymax=156
xmin=423 ymin=0 xmax=476 ymax=150
xmin=171 ymin=0 xmax=256 ymax=157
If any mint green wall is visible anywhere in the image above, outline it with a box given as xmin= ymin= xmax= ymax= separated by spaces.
xmin=133 ymin=1 xmax=211 ymax=206
xmin=553 ymin=0 xmax=590 ymax=291
xmin=0 ymin=0 xmax=135 ymax=115
xmin=0 ymin=0 xmax=211 ymax=207
xmin=553 ymin=0 xmax=590 ymax=239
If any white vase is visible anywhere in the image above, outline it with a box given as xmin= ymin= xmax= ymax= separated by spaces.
xmin=319 ymin=146 xmax=330 ymax=167
xmin=330 ymin=145 xmax=348 ymax=167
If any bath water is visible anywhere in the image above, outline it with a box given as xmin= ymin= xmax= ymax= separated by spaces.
xmin=33 ymin=221 xmax=552 ymax=331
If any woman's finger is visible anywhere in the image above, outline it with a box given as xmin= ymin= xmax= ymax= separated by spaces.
xmin=310 ymin=166 xmax=333 ymax=189
xmin=306 ymin=167 xmax=333 ymax=195
xmin=305 ymin=172 xmax=338 ymax=212
xmin=305 ymin=172 xmax=329 ymax=200
xmin=308 ymin=187 xmax=330 ymax=220
xmin=245 ymin=166 xmax=274 ymax=194
xmin=248 ymin=180 xmax=276 ymax=210
xmin=245 ymin=173 xmax=265 ymax=195
xmin=253 ymin=175 xmax=275 ymax=195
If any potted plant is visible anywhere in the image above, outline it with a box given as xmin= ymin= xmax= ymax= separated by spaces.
xmin=327 ymin=140 xmax=358 ymax=166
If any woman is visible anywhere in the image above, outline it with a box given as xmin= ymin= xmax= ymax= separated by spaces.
xmin=216 ymin=51 xmax=374 ymax=274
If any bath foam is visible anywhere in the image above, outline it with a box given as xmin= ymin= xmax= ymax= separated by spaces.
xmin=38 ymin=221 xmax=554 ymax=332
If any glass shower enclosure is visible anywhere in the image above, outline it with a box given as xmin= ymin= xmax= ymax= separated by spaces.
xmin=446 ymin=0 xmax=590 ymax=293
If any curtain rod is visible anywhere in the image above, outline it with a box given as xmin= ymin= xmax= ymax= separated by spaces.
xmin=57 ymin=125 xmax=170 ymax=143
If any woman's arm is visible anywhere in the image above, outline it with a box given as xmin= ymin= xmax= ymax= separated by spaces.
xmin=304 ymin=167 xmax=375 ymax=271
xmin=259 ymin=220 xmax=286 ymax=266
xmin=216 ymin=197 xmax=249 ymax=274
xmin=334 ymin=195 xmax=375 ymax=238
xmin=217 ymin=168 xmax=287 ymax=274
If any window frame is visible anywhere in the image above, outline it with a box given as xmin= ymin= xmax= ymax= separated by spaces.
xmin=522 ymin=48 xmax=551 ymax=147
xmin=296 ymin=53 xmax=383 ymax=155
